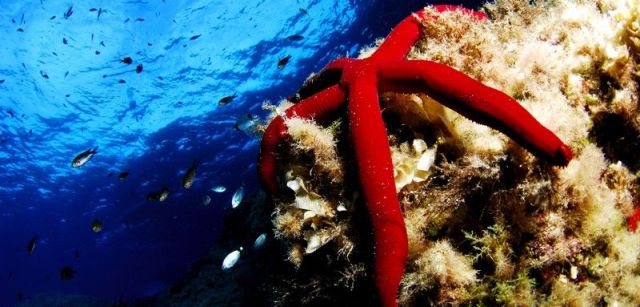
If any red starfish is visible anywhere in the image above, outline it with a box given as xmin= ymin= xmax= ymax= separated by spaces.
xmin=259 ymin=5 xmax=573 ymax=306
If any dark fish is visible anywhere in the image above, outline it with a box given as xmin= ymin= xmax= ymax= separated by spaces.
xmin=0 ymin=80 xmax=5 ymax=84
xmin=95 ymin=50 xmax=101 ymax=55
xmin=190 ymin=34 xmax=201 ymax=40
xmin=7 ymin=110 xmax=15 ymax=118
xmin=63 ymin=37 xmax=68 ymax=44
xmin=91 ymin=33 xmax=94 ymax=41
xmin=286 ymin=34 xmax=304 ymax=41
xmin=147 ymin=42 xmax=152 ymax=46
xmin=158 ymin=187 xmax=169 ymax=202
xmin=182 ymin=160 xmax=199 ymax=189
xmin=118 ymin=79 xmax=126 ymax=84
xmin=50 ymin=15 xmax=56 ymax=20
xmin=40 ymin=71 xmax=49 ymax=79
xmin=135 ymin=64 xmax=143 ymax=73
xmin=158 ymin=76 xmax=163 ymax=80
xmin=135 ymin=18 xmax=144 ymax=22
xmin=52 ymin=52 xmax=58 ymax=56
xmin=28 ymin=129 xmax=32 ymax=135
xmin=71 ymin=147 xmax=98 ymax=168
xmin=124 ymin=18 xmax=130 ymax=23
xmin=65 ymin=94 xmax=70 ymax=97
xmin=17 ymin=28 xmax=24 ymax=32
xmin=20 ymin=13 xmax=24 ymax=24
xmin=146 ymin=192 xmax=158 ymax=201
xmin=97 ymin=8 xmax=103 ymax=20
xmin=91 ymin=219 xmax=103 ymax=233
xmin=27 ymin=235 xmax=37 ymax=255
xmin=63 ymin=6 xmax=73 ymax=19
xmin=89 ymin=8 xmax=97 ymax=12
xmin=121 ymin=57 xmax=133 ymax=64
xmin=218 ymin=93 xmax=237 ymax=106
xmin=118 ymin=171 xmax=128 ymax=181
xmin=107 ymin=171 xmax=114 ymax=177
xmin=60 ymin=266 xmax=75 ymax=280
xmin=64 ymin=71 xmax=69 ymax=78
xmin=299 ymin=8 xmax=308 ymax=15
xmin=100 ymin=41 xmax=105 ymax=47
xmin=277 ymin=55 xmax=291 ymax=69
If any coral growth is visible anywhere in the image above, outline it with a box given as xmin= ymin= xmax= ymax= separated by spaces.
xmin=264 ymin=0 xmax=640 ymax=305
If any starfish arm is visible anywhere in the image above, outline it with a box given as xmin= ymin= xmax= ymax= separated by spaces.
xmin=378 ymin=60 xmax=573 ymax=165
xmin=346 ymin=70 xmax=407 ymax=307
xmin=370 ymin=5 xmax=486 ymax=63
xmin=259 ymin=85 xmax=346 ymax=194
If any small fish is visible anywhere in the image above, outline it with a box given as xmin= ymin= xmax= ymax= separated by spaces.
xmin=118 ymin=171 xmax=128 ymax=181
xmin=89 ymin=8 xmax=97 ymax=12
xmin=218 ymin=93 xmax=237 ymax=106
xmin=7 ymin=110 xmax=15 ymax=118
xmin=211 ymin=185 xmax=226 ymax=193
xmin=27 ymin=235 xmax=37 ymax=255
xmin=91 ymin=219 xmax=103 ymax=233
xmin=277 ymin=55 xmax=291 ymax=69
xmin=63 ymin=37 xmax=68 ymax=44
xmin=17 ymin=28 xmax=24 ymax=32
xmin=221 ymin=247 xmax=243 ymax=270
xmin=286 ymin=34 xmax=304 ymax=41
xmin=63 ymin=6 xmax=73 ymax=19
xmin=20 ymin=13 xmax=24 ymax=24
xmin=231 ymin=186 xmax=244 ymax=209
xmin=135 ymin=18 xmax=144 ymax=22
xmin=135 ymin=64 xmax=143 ymax=73
xmin=235 ymin=114 xmax=259 ymax=135
xmin=124 ymin=18 xmax=130 ymax=23
xmin=182 ymin=160 xmax=199 ymax=189
xmin=121 ymin=57 xmax=132 ymax=64
xmin=60 ymin=266 xmax=75 ymax=280
xmin=52 ymin=52 xmax=58 ymax=56
xmin=202 ymin=195 xmax=211 ymax=206
xmin=253 ymin=233 xmax=267 ymax=250
xmin=100 ymin=41 xmax=105 ymax=47
xmin=71 ymin=147 xmax=98 ymax=168
xmin=40 ymin=71 xmax=49 ymax=79
xmin=299 ymin=8 xmax=309 ymax=15
xmin=158 ymin=187 xmax=169 ymax=202
xmin=97 ymin=8 xmax=103 ymax=20
xmin=107 ymin=171 xmax=114 ymax=177
xmin=95 ymin=50 xmax=100 ymax=55
xmin=50 ymin=16 xmax=56 ymax=20
xmin=190 ymin=34 xmax=201 ymax=40
xmin=118 ymin=79 xmax=126 ymax=84
xmin=28 ymin=129 xmax=32 ymax=135
xmin=64 ymin=71 xmax=69 ymax=78
xmin=0 ymin=79 xmax=5 ymax=84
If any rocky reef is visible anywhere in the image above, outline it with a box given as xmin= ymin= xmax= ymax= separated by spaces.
xmin=149 ymin=0 xmax=640 ymax=305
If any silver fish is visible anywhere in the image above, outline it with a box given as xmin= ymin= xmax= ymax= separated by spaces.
xmin=71 ymin=147 xmax=98 ymax=168
xmin=211 ymin=185 xmax=226 ymax=193
xmin=202 ymin=195 xmax=211 ymax=206
xmin=231 ymin=186 xmax=244 ymax=209
xmin=221 ymin=247 xmax=242 ymax=270
xmin=253 ymin=233 xmax=267 ymax=250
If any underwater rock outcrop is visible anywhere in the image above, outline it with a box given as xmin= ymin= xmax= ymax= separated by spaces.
xmin=263 ymin=0 xmax=640 ymax=305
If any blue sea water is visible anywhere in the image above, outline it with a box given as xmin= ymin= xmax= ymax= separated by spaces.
xmin=0 ymin=0 xmax=481 ymax=305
